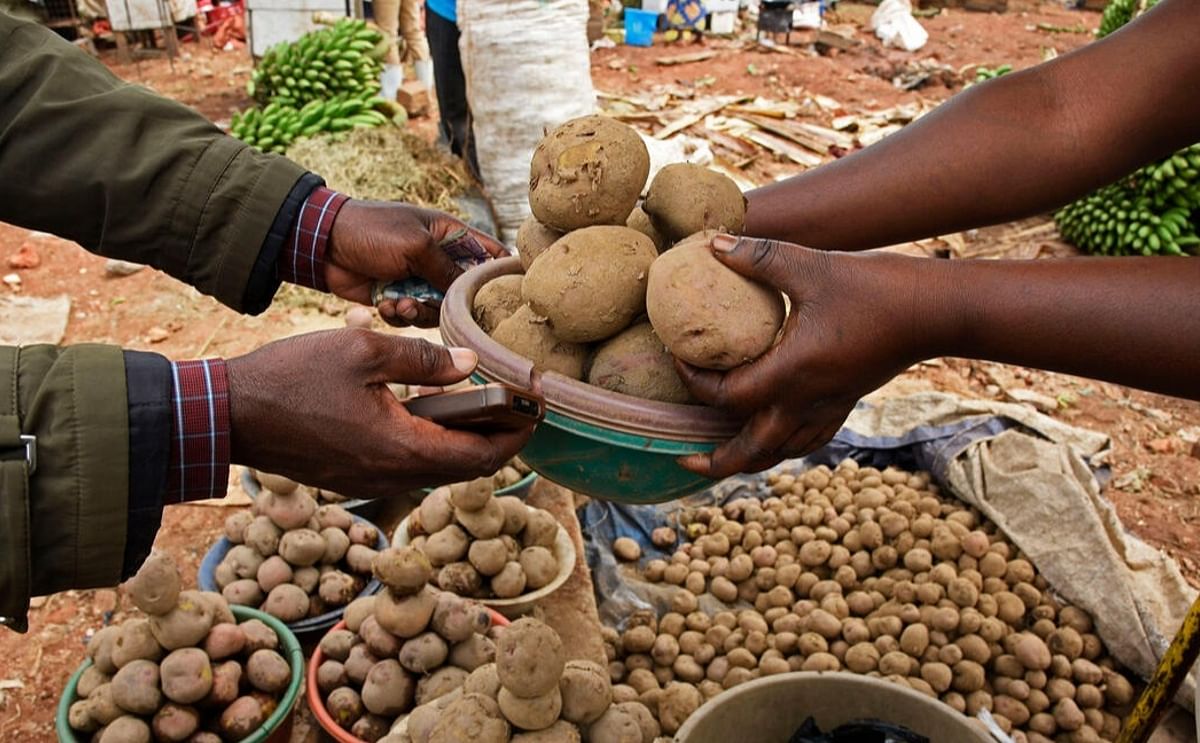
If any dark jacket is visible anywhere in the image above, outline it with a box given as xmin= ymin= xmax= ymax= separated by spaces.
xmin=0 ymin=10 xmax=315 ymax=630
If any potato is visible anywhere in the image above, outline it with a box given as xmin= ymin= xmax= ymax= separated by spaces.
xmin=587 ymin=705 xmax=643 ymax=743
xmin=86 ymin=683 xmax=123 ymax=725
xmin=491 ymin=305 xmax=589 ymax=380
xmin=110 ymin=659 xmax=162 ymax=715
xmin=473 ymin=274 xmax=526 ymax=334
xmin=360 ymin=615 xmax=402 ymax=658
xmin=111 ymin=619 xmax=162 ymax=668
xmin=77 ymin=666 xmax=110 ymax=699
xmin=492 ymin=562 xmax=527 ymax=598
xmin=222 ymin=578 xmax=264 ymax=608
xmin=318 ymin=660 xmax=349 ymax=695
xmin=156 ymin=648 xmax=212 ymax=706
xmin=512 ymin=720 xmax=582 ymax=743
xmin=451 ymin=634 xmax=497 ymax=671
xmin=496 ymin=617 xmax=565 ymax=698
xmin=647 ymin=232 xmax=785 ymax=370
xmin=227 ymin=550 xmax=268 ymax=589
xmin=498 ymin=686 xmax=562 ymax=730
xmin=318 ymin=629 xmax=356 ymax=664
xmin=375 ymin=547 xmax=434 ymax=595
xmin=68 ymin=699 xmax=99 ymax=733
xmin=1015 ymin=632 xmax=1053 ymax=671
xmin=205 ymin=660 xmax=242 ymax=708
xmin=417 ymin=667 xmax=471 ymax=705
xmin=315 ymin=504 xmax=354 ymax=531
xmin=588 ymin=323 xmax=692 ymax=404
xmin=321 ymin=527 xmax=352 ymax=565
xmin=260 ymin=488 xmax=318 ymax=531
xmin=627 ymin=205 xmax=667 ymax=252
xmin=244 ymin=516 xmax=283 ymax=558
xmin=150 ymin=591 xmax=215 ymax=650
xmin=425 ymin=525 xmax=471 ymax=567
xmin=251 ymin=555 xmax=290 ymax=593
xmin=643 ymin=163 xmax=746 ymax=243
xmin=438 ymin=562 xmax=484 ymax=595
xmin=124 ymin=552 xmax=181 ymax=616
xmin=433 ymin=592 xmax=493 ymax=642
xmin=362 ymin=659 xmax=417 ymax=716
xmin=559 ymin=660 xmax=612 ymax=725
xmin=247 ymin=649 xmax=291 ymax=694
xmin=220 ymin=696 xmax=267 ymax=739
xmin=320 ymin=570 xmax=360 ymax=606
xmin=523 ymin=509 xmax=559 ymax=549
xmin=465 ymin=663 xmax=503 ymax=699
xmin=278 ymin=528 xmax=325 ymax=567
xmin=528 ymin=115 xmax=650 ymax=231
xmin=375 ymin=585 xmax=438 ymax=638
xmin=257 ymin=472 xmax=299 ymax=494
xmin=517 ymin=216 xmax=564 ymax=272
xmin=462 ymin=539 xmax=507 ymax=578
xmin=87 ymin=626 xmax=122 ymax=674
xmin=623 ymin=701 xmax=662 ymax=742
xmin=99 ymin=716 xmax=151 ymax=743
xmin=417 ymin=488 xmax=455 ymax=536
xmin=327 ymin=686 xmax=365 ymax=729
xmin=428 ymin=692 xmax=510 ymax=743
xmin=400 ymin=632 xmax=450 ymax=673
xmin=522 ymin=226 xmax=657 ymax=343
xmin=458 ymin=501 xmax=507 ymax=542
xmin=263 ymin=583 xmax=310 ymax=622
xmin=520 ymin=546 xmax=558 ymax=590
xmin=240 ymin=618 xmax=279 ymax=652
xmin=352 ymin=713 xmax=392 ymax=742
xmin=346 ymin=644 xmax=382 ymax=685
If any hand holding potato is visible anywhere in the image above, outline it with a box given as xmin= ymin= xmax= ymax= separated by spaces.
xmin=675 ymin=235 xmax=929 ymax=478
xmin=226 ymin=329 xmax=534 ymax=496
xmin=326 ymin=201 xmax=510 ymax=327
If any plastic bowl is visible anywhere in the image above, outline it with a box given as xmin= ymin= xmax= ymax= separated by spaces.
xmin=675 ymin=672 xmax=991 ymax=742
xmin=391 ymin=507 xmax=576 ymax=619
xmin=421 ymin=470 xmax=539 ymax=499
xmin=307 ymin=609 xmax=511 ymax=743
xmin=56 ymin=605 xmax=304 ymax=743
xmin=440 ymin=257 xmax=742 ymax=504
xmin=198 ymin=514 xmax=389 ymax=638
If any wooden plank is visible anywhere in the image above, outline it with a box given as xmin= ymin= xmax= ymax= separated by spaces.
xmin=655 ymin=96 xmax=750 ymax=140
xmin=655 ymin=50 xmax=718 ymax=66
xmin=743 ymin=115 xmax=832 ymax=155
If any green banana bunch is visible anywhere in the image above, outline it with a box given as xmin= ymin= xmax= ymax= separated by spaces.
xmin=247 ymin=18 xmax=386 ymax=109
xmin=1055 ymin=0 xmax=1196 ymax=257
xmin=230 ymin=91 xmax=392 ymax=154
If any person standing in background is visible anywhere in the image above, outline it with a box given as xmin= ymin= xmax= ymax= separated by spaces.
xmin=373 ymin=0 xmax=434 ymax=100
xmin=424 ymin=0 xmax=480 ymax=181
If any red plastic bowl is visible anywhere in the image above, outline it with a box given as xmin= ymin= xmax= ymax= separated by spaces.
xmin=307 ymin=608 xmax=511 ymax=743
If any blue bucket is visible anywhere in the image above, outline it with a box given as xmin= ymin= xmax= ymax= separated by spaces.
xmin=625 ymin=8 xmax=658 ymax=46
xmin=198 ymin=514 xmax=388 ymax=638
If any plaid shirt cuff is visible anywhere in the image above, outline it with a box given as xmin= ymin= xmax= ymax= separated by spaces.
xmin=165 ymin=359 xmax=231 ymax=503
xmin=277 ymin=186 xmax=350 ymax=292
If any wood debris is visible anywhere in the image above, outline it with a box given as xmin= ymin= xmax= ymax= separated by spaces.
xmin=655 ymin=50 xmax=718 ymax=66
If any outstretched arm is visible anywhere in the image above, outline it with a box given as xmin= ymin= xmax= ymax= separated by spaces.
xmin=745 ymin=0 xmax=1200 ymax=249
xmin=677 ymin=236 xmax=1200 ymax=478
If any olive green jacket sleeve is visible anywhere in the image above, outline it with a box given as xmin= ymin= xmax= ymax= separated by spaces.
xmin=1 ymin=345 xmax=129 ymax=632
xmin=0 ymin=10 xmax=307 ymax=311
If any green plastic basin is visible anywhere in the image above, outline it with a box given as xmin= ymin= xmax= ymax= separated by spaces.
xmin=56 ymin=605 xmax=304 ymax=743
xmin=441 ymin=258 xmax=742 ymax=504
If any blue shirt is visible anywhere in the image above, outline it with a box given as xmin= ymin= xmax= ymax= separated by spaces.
xmin=427 ymin=0 xmax=455 ymax=22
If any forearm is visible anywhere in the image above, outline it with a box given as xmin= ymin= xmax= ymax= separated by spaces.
xmin=919 ymin=257 xmax=1200 ymax=400
xmin=746 ymin=0 xmax=1200 ymax=249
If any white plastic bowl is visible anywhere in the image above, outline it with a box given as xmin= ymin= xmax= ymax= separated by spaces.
xmin=392 ymin=506 xmax=576 ymax=619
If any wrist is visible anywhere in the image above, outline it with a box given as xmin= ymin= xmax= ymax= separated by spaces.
xmin=844 ymin=251 xmax=958 ymax=366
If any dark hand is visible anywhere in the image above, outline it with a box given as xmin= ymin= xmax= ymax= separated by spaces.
xmin=226 ymin=329 xmax=533 ymax=496
xmin=676 ymin=235 xmax=931 ymax=478
xmin=326 ymin=201 xmax=510 ymax=327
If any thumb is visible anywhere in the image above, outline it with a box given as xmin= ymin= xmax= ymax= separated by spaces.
xmin=373 ymin=337 xmax=478 ymax=387
xmin=709 ymin=234 xmax=795 ymax=291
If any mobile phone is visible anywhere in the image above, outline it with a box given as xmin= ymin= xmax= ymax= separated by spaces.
xmin=402 ymin=384 xmax=545 ymax=430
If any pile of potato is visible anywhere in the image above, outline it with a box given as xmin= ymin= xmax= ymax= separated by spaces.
xmin=600 ymin=461 xmax=1136 ymax=743
xmin=406 ymin=477 xmax=563 ymax=600
xmin=395 ymin=615 xmax=651 ymax=743
xmin=312 ymin=546 xmax=497 ymax=741
xmin=252 ymin=469 xmax=349 ymax=505
xmin=218 ymin=482 xmax=378 ymax=623
xmin=68 ymin=554 xmax=293 ymax=742
xmin=473 ymin=115 xmax=785 ymax=403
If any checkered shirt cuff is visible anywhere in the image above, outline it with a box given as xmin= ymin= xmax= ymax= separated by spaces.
xmin=165 ymin=359 xmax=231 ymax=503
xmin=277 ymin=186 xmax=350 ymax=292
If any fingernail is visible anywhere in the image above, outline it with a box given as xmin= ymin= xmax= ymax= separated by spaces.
xmin=711 ymin=234 xmax=738 ymax=253
xmin=449 ymin=347 xmax=478 ymax=373
xmin=399 ymin=304 xmax=419 ymax=321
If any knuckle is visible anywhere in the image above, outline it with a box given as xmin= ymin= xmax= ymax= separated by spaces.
xmin=410 ymin=338 xmax=447 ymax=375
xmin=749 ymin=238 xmax=781 ymax=272
xmin=344 ymin=327 xmax=383 ymax=359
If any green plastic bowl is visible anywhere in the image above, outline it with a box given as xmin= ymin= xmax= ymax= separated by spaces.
xmin=441 ymin=258 xmax=742 ymax=504
xmin=56 ymin=605 xmax=305 ymax=743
